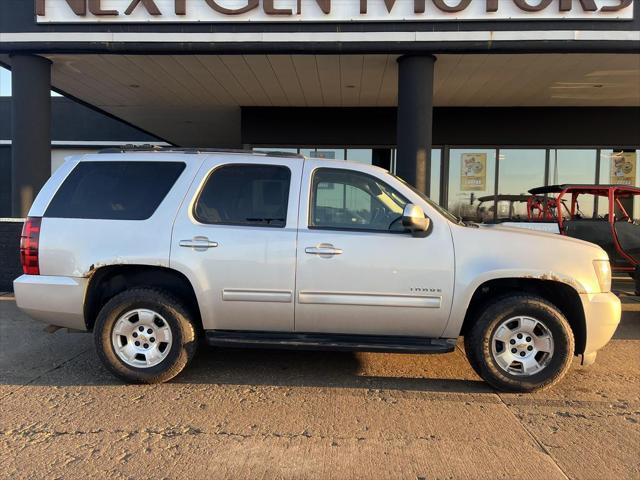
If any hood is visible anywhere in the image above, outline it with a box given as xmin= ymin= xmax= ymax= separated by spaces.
xmin=477 ymin=223 xmax=605 ymax=251
xmin=475 ymin=224 xmax=609 ymax=259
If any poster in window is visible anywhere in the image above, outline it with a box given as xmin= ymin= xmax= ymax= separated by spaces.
xmin=610 ymin=152 xmax=637 ymax=186
xmin=460 ymin=153 xmax=487 ymax=191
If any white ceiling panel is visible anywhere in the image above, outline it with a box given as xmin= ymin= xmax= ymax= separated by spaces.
xmin=36 ymin=52 xmax=640 ymax=144
xmin=267 ymin=55 xmax=306 ymax=106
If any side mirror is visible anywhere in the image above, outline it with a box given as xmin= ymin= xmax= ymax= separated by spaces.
xmin=402 ymin=204 xmax=431 ymax=237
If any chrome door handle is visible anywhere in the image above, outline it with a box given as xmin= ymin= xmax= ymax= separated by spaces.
xmin=305 ymin=244 xmax=343 ymax=256
xmin=179 ymin=237 xmax=218 ymax=250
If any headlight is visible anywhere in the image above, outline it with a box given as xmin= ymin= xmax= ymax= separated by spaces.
xmin=593 ymin=260 xmax=611 ymax=293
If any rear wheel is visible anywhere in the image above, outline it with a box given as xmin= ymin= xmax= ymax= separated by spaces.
xmin=464 ymin=295 xmax=574 ymax=392
xmin=94 ymin=288 xmax=198 ymax=384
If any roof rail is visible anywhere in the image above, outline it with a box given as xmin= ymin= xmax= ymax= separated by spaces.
xmin=98 ymin=144 xmax=303 ymax=159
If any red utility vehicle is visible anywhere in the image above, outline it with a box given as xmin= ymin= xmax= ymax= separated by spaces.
xmin=528 ymin=185 xmax=639 ymax=294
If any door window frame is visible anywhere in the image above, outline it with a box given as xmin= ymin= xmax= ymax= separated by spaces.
xmin=307 ymin=167 xmax=410 ymax=235
xmin=192 ymin=162 xmax=293 ymax=229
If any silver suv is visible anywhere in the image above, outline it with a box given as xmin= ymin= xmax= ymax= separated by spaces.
xmin=14 ymin=150 xmax=621 ymax=392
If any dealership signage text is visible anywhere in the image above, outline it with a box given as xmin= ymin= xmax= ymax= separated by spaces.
xmin=35 ymin=0 xmax=635 ymax=22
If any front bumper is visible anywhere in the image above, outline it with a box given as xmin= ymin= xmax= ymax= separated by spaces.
xmin=13 ymin=275 xmax=88 ymax=331
xmin=580 ymin=291 xmax=621 ymax=362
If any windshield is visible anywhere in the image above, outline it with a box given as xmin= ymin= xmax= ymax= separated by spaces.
xmin=389 ymin=173 xmax=462 ymax=224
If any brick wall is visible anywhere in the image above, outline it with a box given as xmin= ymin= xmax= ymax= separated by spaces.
xmin=0 ymin=220 xmax=23 ymax=291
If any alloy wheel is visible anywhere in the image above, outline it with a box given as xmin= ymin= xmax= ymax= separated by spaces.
xmin=111 ymin=309 xmax=173 ymax=368
xmin=490 ymin=316 xmax=554 ymax=376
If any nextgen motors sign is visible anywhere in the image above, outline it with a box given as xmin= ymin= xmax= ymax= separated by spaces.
xmin=36 ymin=0 xmax=634 ymax=22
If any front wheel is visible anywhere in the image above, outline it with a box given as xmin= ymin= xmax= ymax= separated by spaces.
xmin=94 ymin=288 xmax=198 ymax=384
xmin=464 ymin=295 xmax=574 ymax=392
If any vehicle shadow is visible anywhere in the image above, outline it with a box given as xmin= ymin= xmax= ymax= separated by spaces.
xmin=2 ymin=342 xmax=491 ymax=393
xmin=171 ymin=347 xmax=492 ymax=394
xmin=4 ymin=313 xmax=636 ymax=391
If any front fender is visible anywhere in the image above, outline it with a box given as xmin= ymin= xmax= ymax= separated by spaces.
xmin=442 ymin=223 xmax=606 ymax=338
xmin=440 ymin=268 xmax=585 ymax=338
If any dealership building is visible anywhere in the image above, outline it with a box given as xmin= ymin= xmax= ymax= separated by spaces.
xmin=0 ymin=0 xmax=639 ymax=224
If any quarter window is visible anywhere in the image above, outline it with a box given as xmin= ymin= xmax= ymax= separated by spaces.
xmin=195 ymin=164 xmax=291 ymax=228
xmin=310 ymin=169 xmax=408 ymax=232
xmin=45 ymin=161 xmax=185 ymax=220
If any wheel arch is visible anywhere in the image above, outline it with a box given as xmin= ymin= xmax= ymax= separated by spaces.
xmin=84 ymin=265 xmax=202 ymax=332
xmin=460 ymin=278 xmax=587 ymax=356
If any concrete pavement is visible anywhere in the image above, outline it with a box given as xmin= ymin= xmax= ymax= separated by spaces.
xmin=1 ymin=293 xmax=638 ymax=480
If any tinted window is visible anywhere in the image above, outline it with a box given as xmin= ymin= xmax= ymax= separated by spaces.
xmin=195 ymin=164 xmax=291 ymax=228
xmin=310 ymin=169 xmax=408 ymax=232
xmin=45 ymin=161 xmax=185 ymax=220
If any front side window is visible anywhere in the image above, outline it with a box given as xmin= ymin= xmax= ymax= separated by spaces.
xmin=195 ymin=164 xmax=291 ymax=228
xmin=310 ymin=168 xmax=408 ymax=232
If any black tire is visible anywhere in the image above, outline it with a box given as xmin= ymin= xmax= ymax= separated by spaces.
xmin=94 ymin=288 xmax=198 ymax=384
xmin=464 ymin=294 xmax=574 ymax=393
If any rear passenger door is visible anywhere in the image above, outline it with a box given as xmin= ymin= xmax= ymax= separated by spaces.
xmin=170 ymin=156 xmax=302 ymax=332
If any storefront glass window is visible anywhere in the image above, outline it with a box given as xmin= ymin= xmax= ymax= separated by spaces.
xmin=548 ymin=149 xmax=597 ymax=185
xmin=447 ymin=149 xmax=496 ymax=222
xmin=495 ymin=149 xmax=546 ymax=221
xmin=431 ymin=149 xmax=441 ymax=205
xmin=0 ymin=67 xmax=10 ymax=96
xmin=390 ymin=149 xmax=441 ymax=204
xmin=548 ymin=149 xmax=597 ymax=216
xmin=346 ymin=149 xmax=373 ymax=164
xmin=0 ymin=66 xmax=60 ymax=97
xmin=301 ymin=148 xmax=345 ymax=160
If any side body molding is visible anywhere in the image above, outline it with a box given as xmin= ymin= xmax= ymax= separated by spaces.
xmin=298 ymin=291 xmax=442 ymax=308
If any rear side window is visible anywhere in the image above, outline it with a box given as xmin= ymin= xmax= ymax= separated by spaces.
xmin=194 ymin=164 xmax=291 ymax=228
xmin=45 ymin=161 xmax=185 ymax=220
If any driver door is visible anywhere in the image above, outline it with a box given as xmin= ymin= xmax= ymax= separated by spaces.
xmin=294 ymin=161 xmax=454 ymax=338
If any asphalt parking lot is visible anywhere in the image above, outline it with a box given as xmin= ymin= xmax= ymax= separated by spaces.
xmin=1 ymin=288 xmax=639 ymax=480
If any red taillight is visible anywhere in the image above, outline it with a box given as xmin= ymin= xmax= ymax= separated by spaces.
xmin=20 ymin=217 xmax=41 ymax=275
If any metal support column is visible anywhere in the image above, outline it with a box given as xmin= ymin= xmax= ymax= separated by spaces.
xmin=396 ymin=55 xmax=436 ymax=195
xmin=10 ymin=54 xmax=51 ymax=217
